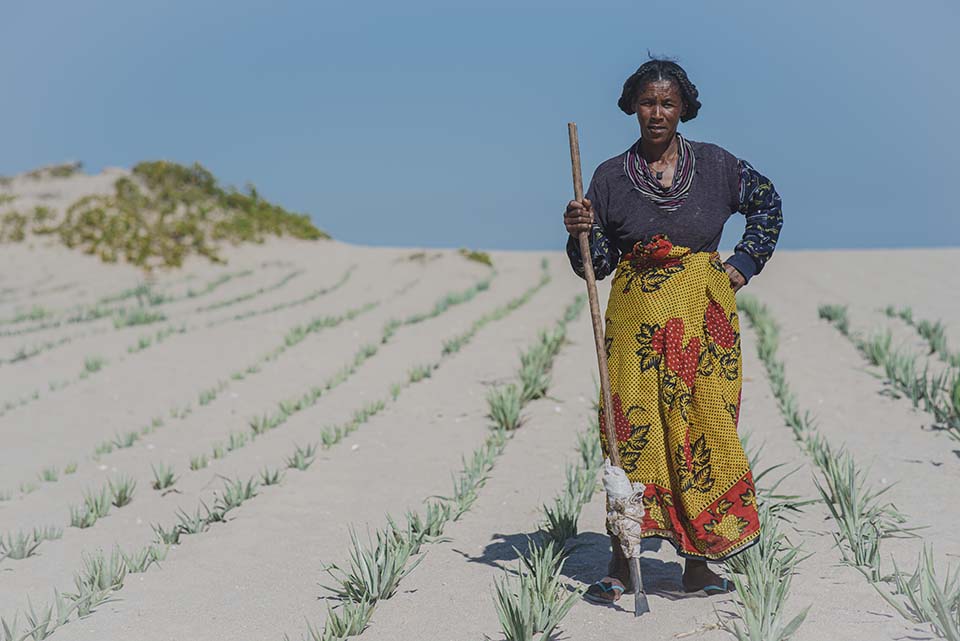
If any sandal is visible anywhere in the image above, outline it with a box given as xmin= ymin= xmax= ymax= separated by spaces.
xmin=583 ymin=577 xmax=626 ymax=604
xmin=684 ymin=577 xmax=735 ymax=596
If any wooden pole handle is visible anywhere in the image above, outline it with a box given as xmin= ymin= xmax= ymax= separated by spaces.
xmin=568 ymin=122 xmax=621 ymax=468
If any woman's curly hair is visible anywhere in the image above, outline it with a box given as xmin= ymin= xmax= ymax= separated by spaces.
xmin=618 ymin=58 xmax=701 ymax=122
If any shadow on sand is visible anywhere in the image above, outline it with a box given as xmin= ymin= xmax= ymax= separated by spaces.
xmin=452 ymin=528 xmax=692 ymax=601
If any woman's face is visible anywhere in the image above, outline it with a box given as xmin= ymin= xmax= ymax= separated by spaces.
xmin=633 ymin=79 xmax=684 ymax=145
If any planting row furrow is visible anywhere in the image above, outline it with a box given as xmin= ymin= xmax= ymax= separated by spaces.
xmin=0 ymin=262 xmax=292 ymax=339
xmin=819 ymin=303 xmax=960 ymax=441
xmin=286 ymin=293 xmax=586 ymax=640
xmin=0 ymin=453 xmax=298 ymax=641
xmin=95 ymin=268 xmax=253 ymax=308
xmin=0 ymin=262 xmax=303 ymax=370
xmin=0 ymin=263 xmax=351 ymax=391
xmin=0 ymin=264 xmax=322 ymax=413
xmin=717 ymin=432 xmax=813 ymax=641
xmin=0 ymin=264 xmax=356 ymax=429
xmin=0 ymin=327 xmax=109 ymax=368
xmin=0 ymin=269 xmax=197 ymax=322
xmin=0 ymin=280 xmax=79 ymax=310
xmin=0 ymin=262 xmax=359 ymax=429
xmin=882 ymin=304 xmax=960 ymax=368
xmin=0 ymin=258 xmax=553 ymax=641
xmin=206 ymin=266 xmax=358 ymax=327
xmin=0 ymin=353 xmax=114 ymax=420
xmin=487 ymin=422 xmax=602 ymax=641
xmin=157 ymin=268 xmax=495 ymax=485
xmin=0 ymin=263 xmax=374 ymax=502
xmin=0 ymin=262 xmax=495 ymax=565
xmin=722 ymin=321 xmax=923 ymax=641
xmin=0 ymin=298 xmax=377 ymax=529
xmin=0 ymin=265 xmax=461 ymax=508
xmin=738 ymin=293 xmax=948 ymax=638
xmin=193 ymin=268 xmax=304 ymax=313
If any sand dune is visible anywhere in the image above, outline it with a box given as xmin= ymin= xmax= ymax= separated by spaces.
xmin=2 ymin=169 xmax=959 ymax=641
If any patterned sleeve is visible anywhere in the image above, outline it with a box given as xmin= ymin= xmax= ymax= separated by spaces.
xmin=565 ymin=172 xmax=620 ymax=281
xmin=566 ymin=222 xmax=618 ymax=281
xmin=724 ymin=159 xmax=783 ymax=284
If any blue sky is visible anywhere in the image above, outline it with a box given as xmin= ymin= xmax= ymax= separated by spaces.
xmin=2 ymin=1 xmax=957 ymax=252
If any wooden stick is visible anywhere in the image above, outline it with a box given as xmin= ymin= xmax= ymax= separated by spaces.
xmin=568 ymin=122 xmax=620 ymax=468
xmin=569 ymin=123 xmax=650 ymax=617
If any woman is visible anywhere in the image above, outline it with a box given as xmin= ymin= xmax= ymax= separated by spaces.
xmin=564 ymin=58 xmax=783 ymax=603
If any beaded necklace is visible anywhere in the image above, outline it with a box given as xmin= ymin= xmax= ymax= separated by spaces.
xmin=624 ymin=133 xmax=696 ymax=213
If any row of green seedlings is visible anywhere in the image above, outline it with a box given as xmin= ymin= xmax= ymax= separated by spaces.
xmin=0 ymin=282 xmax=120 ymax=326
xmin=223 ymin=267 xmax=545 ymax=497
xmin=183 ymin=271 xmax=495 ymax=473
xmin=1 ymin=272 xmax=372 ymax=498
xmin=1 ymin=474 xmax=142 ymax=566
xmin=0 ymin=527 xmax=63 ymax=564
xmin=114 ymin=266 xmax=359 ymax=435
xmin=882 ymin=304 xmax=960 ymax=368
xmin=0 ymin=304 xmax=114 ymax=338
xmin=0 ymin=270 xmax=550 ymax=641
xmin=0 ymin=327 xmax=108 ymax=366
xmin=288 ymin=293 xmax=584 ymax=641
xmin=210 ymin=265 xmax=357 ymax=326
xmin=115 ymin=263 xmax=345 ymax=329
xmin=0 ymin=265 xmax=273 ymax=338
xmin=0 ymin=302 xmax=154 ymax=338
xmin=0 ymin=454 xmax=294 ymax=641
xmin=493 ymin=421 xmax=602 ymax=641
xmin=719 ymin=433 xmax=815 ymax=641
xmin=738 ymin=295 xmax=926 ymax=626
xmin=8 ymin=419 xmax=194 ymax=505
xmin=874 ymin=544 xmax=960 ymax=640
xmin=126 ymin=323 xmax=188 ymax=354
xmin=2 ymin=263 xmax=415 ymax=503
xmin=195 ymin=268 xmax=304 ymax=313
xmin=0 ymin=270 xmax=224 ymax=364
xmin=441 ymin=259 xmax=550 ymax=357
xmin=2 ymin=264 xmax=375 ymax=497
xmin=0 ymin=280 xmax=78 ymax=309
xmin=126 ymin=264 xmax=352 ymax=356
xmin=819 ymin=303 xmax=960 ymax=440
xmin=0 ymin=267 xmax=259 ymax=363
xmin=0 ymin=299 xmax=379 ymax=507
xmin=262 ymin=265 xmax=550 ymax=492
xmin=2 ymin=461 xmax=81 ymax=502
xmin=96 ymin=268 xmax=253 ymax=307
xmin=0 ymin=354 xmax=110 ymax=420
xmin=1 ymin=269 xmax=518 ymax=609
xmin=860 ymin=310 xmax=960 ymax=638
xmin=1 ymin=269 xmax=489 ymax=526
xmin=0 ymin=267 xmax=315 ymax=425
xmin=124 ymin=263 xmax=353 ymax=355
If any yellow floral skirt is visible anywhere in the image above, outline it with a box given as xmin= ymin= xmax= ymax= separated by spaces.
xmin=599 ymin=234 xmax=760 ymax=561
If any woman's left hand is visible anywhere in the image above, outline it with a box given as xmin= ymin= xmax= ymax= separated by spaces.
xmin=723 ymin=263 xmax=746 ymax=292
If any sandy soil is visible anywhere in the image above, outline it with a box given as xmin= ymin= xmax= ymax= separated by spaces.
xmin=1 ymin=173 xmax=958 ymax=641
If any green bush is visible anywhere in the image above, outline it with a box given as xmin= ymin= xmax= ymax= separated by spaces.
xmin=14 ymin=160 xmax=329 ymax=269
xmin=459 ymin=247 xmax=493 ymax=266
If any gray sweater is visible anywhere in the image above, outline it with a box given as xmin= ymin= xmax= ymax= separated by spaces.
xmin=566 ymin=139 xmax=783 ymax=284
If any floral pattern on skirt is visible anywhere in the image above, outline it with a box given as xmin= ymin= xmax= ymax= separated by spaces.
xmin=598 ymin=234 xmax=760 ymax=561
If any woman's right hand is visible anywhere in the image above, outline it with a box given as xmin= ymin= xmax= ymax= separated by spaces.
xmin=564 ymin=198 xmax=594 ymax=236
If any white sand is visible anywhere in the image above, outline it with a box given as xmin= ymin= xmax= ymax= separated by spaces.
xmin=1 ymin=170 xmax=958 ymax=641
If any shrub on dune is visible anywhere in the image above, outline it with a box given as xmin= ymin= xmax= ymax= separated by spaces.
xmin=6 ymin=160 xmax=330 ymax=270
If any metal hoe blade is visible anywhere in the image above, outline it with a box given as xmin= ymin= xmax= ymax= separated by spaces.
xmin=630 ymin=557 xmax=650 ymax=616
